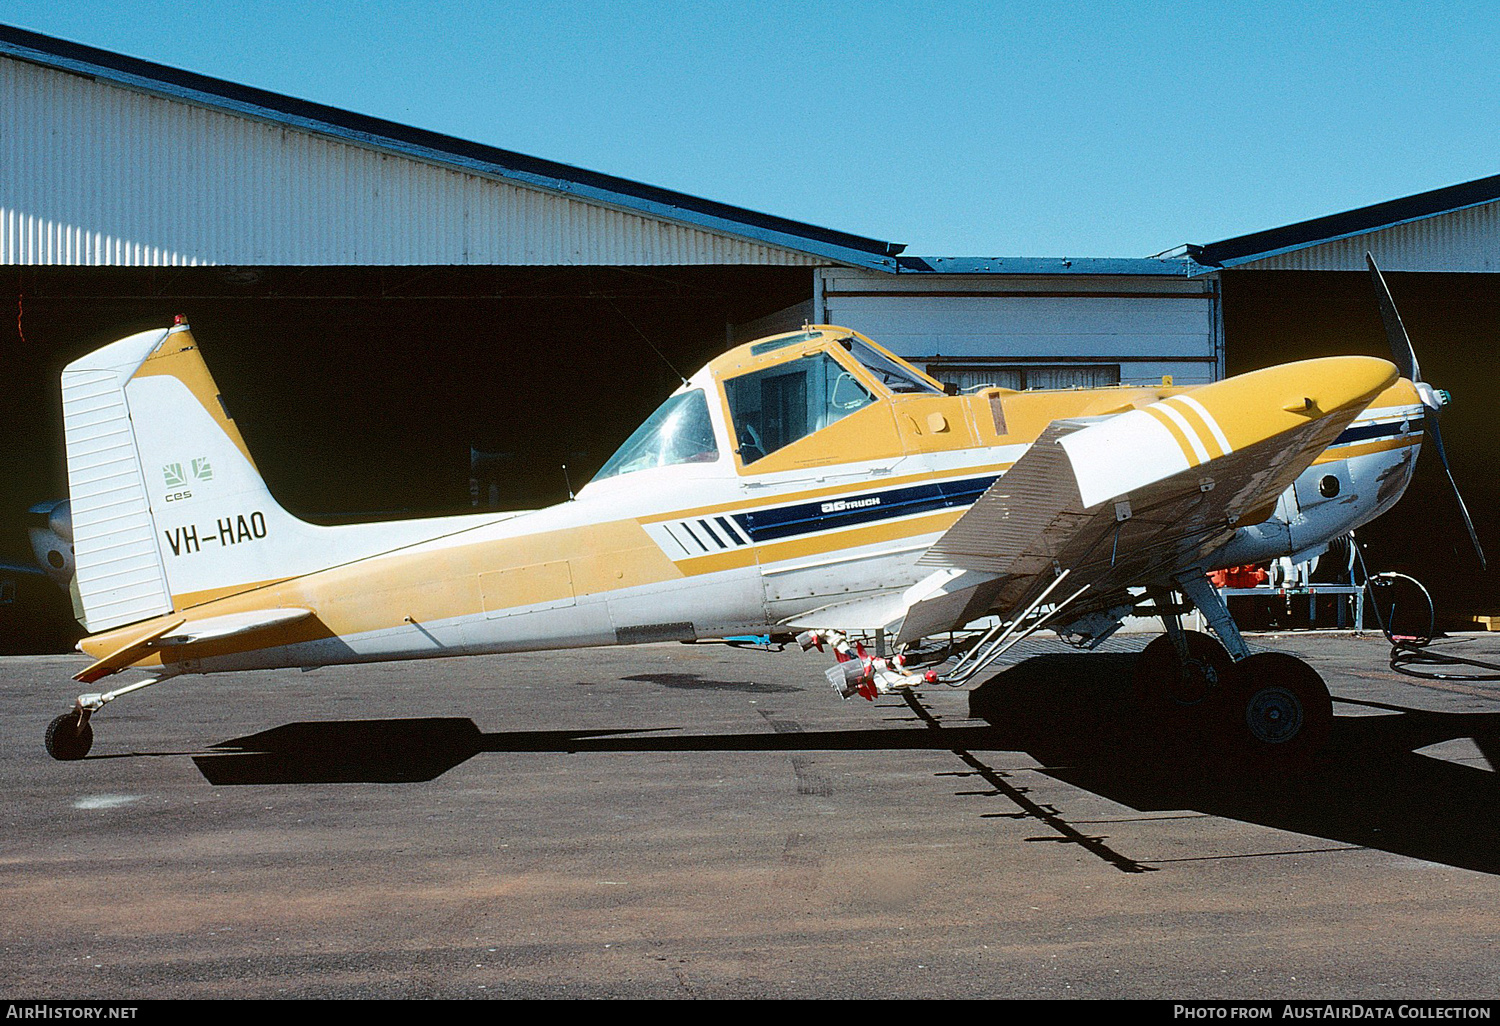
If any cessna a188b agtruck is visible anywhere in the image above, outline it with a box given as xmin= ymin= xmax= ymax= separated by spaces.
xmin=43 ymin=258 xmax=1468 ymax=775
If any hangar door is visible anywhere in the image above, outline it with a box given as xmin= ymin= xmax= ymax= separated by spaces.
xmin=814 ymin=268 xmax=1223 ymax=389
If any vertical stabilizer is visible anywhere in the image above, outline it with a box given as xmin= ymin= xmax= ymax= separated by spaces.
xmin=63 ymin=320 xmax=476 ymax=633
xmin=64 ymin=320 xmax=320 ymax=629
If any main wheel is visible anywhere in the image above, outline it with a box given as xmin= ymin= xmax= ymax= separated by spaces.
xmin=44 ymin=711 xmax=93 ymax=761
xmin=1133 ymin=630 xmax=1232 ymax=717
xmin=1219 ymin=653 xmax=1332 ymax=773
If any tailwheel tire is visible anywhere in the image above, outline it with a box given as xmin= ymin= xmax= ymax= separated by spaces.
xmin=45 ymin=711 xmax=93 ymax=761
xmin=1132 ymin=630 xmax=1232 ymax=718
xmin=1220 ymin=653 xmax=1332 ymax=774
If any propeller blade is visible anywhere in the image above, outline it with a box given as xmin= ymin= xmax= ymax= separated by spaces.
xmin=1366 ymin=252 xmax=1420 ymax=383
xmin=1424 ymin=411 xmax=1487 ymax=570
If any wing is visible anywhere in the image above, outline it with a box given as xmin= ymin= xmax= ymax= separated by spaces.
xmin=895 ymin=356 xmax=1399 ymax=645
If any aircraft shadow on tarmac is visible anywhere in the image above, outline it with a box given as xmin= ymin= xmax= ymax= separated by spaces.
xmin=188 ymin=652 xmax=1500 ymax=875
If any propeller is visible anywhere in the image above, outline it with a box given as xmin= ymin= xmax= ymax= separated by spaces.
xmin=1366 ymin=252 xmax=1486 ymax=569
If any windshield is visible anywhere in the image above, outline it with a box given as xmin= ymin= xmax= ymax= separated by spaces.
xmin=594 ymin=389 xmax=720 ymax=480
xmin=838 ymin=337 xmax=942 ymax=394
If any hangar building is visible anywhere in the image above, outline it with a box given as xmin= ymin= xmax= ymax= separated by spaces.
xmin=0 ymin=26 xmax=1217 ymax=516
xmin=2 ymin=23 xmax=1497 ymax=644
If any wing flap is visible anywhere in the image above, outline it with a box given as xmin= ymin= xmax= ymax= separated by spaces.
xmin=918 ymin=421 xmax=1091 ymax=576
xmin=778 ymin=590 xmax=912 ymax=632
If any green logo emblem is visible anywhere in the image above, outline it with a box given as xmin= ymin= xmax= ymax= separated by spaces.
xmin=163 ymin=458 xmax=213 ymax=488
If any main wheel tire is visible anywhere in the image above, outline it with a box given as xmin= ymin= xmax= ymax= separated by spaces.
xmin=1220 ymin=653 xmax=1332 ymax=773
xmin=1133 ymin=630 xmax=1233 ymax=717
xmin=44 ymin=711 xmax=93 ymax=761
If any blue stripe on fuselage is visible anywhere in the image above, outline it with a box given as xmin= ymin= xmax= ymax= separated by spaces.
xmin=732 ymin=474 xmax=998 ymax=543
xmin=1332 ymin=419 xmax=1419 ymax=447
xmin=728 ymin=419 xmax=1413 ymax=548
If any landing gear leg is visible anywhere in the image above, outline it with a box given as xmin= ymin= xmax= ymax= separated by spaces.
xmin=43 ymin=676 xmax=164 ymax=762
xmin=1172 ymin=572 xmax=1251 ymax=663
xmin=1133 ymin=585 xmax=1233 ymax=723
xmin=1139 ymin=572 xmax=1333 ymax=774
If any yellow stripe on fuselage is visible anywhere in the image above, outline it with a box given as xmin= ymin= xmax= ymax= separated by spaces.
xmin=1312 ymin=435 xmax=1421 ymax=464
xmin=672 ymin=508 xmax=965 ymax=576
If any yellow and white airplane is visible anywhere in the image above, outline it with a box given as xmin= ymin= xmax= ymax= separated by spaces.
xmin=41 ymin=258 xmax=1471 ymax=772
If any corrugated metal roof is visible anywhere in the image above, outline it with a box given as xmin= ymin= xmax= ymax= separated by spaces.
xmin=0 ymin=23 xmax=905 ymax=270
xmin=1217 ymin=202 xmax=1500 ymax=273
xmin=1192 ymin=173 xmax=1500 ymax=271
xmin=0 ymin=55 xmax=833 ymax=267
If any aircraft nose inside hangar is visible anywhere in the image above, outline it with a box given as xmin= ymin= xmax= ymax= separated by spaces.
xmin=3 ymin=22 xmax=1499 ymax=650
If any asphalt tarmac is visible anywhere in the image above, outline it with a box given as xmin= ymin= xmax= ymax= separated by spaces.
xmin=3 ymin=631 xmax=1500 ymax=1000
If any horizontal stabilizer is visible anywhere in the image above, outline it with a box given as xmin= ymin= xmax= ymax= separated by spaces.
xmin=154 ymin=608 xmax=314 ymax=645
xmin=73 ymin=607 xmax=314 ymax=683
xmin=74 ymin=618 xmax=185 ymax=684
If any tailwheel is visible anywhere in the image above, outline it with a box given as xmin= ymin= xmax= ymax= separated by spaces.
xmin=1132 ymin=630 xmax=1232 ymax=719
xmin=1219 ymin=652 xmax=1332 ymax=774
xmin=44 ymin=710 xmax=93 ymax=761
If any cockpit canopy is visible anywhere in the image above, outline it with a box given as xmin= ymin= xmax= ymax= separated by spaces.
xmin=833 ymin=335 xmax=943 ymax=395
xmin=592 ymin=327 xmax=943 ymax=482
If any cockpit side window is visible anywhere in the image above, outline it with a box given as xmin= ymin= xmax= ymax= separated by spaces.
xmin=594 ymin=389 xmax=719 ymax=480
xmin=837 ymin=336 xmax=943 ymax=394
xmin=724 ymin=352 xmax=875 ymax=464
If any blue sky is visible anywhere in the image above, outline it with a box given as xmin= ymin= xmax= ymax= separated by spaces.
xmin=5 ymin=1 xmax=1499 ymax=257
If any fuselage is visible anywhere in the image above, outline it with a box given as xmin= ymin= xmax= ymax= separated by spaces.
xmin=78 ymin=326 xmax=1423 ymax=678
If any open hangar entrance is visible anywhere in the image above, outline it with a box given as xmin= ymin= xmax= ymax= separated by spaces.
xmin=1217 ymin=268 xmax=1500 ymax=623
xmin=1192 ymin=179 xmax=1500 ymax=624
xmin=6 ymin=263 xmax=811 ymax=516
xmin=0 ymin=263 xmax=811 ymax=650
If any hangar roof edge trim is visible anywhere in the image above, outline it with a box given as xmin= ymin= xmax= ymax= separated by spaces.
xmin=0 ymin=23 xmax=905 ymax=272
xmin=1191 ymin=172 xmax=1500 ymax=269
xmin=895 ymin=256 xmax=1195 ymax=275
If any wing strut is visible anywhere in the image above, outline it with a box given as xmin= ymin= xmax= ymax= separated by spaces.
xmin=935 ymin=570 xmax=1091 ymax=686
xmin=1173 ymin=570 xmax=1251 ymax=662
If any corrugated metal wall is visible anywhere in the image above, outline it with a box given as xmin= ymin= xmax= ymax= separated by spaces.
xmin=1234 ymin=202 xmax=1500 ymax=272
xmin=0 ymin=56 xmax=823 ymax=267
xmin=816 ymin=269 xmax=1223 ymax=386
